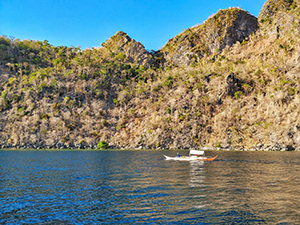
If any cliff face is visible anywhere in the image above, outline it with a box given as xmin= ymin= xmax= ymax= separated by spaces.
xmin=160 ymin=8 xmax=258 ymax=65
xmin=257 ymin=0 xmax=300 ymax=80
xmin=0 ymin=0 xmax=300 ymax=150
xmin=259 ymin=0 xmax=297 ymax=20
xmin=258 ymin=0 xmax=300 ymax=38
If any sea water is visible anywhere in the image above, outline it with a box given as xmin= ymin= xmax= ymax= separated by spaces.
xmin=1 ymin=150 xmax=300 ymax=224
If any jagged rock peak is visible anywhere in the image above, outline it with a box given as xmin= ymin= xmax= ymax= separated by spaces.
xmin=102 ymin=31 xmax=152 ymax=66
xmin=258 ymin=0 xmax=298 ymax=22
xmin=102 ymin=31 xmax=132 ymax=49
xmin=258 ymin=0 xmax=300 ymax=38
xmin=160 ymin=7 xmax=258 ymax=66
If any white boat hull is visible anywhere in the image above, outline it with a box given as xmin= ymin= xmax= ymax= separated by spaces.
xmin=164 ymin=155 xmax=217 ymax=161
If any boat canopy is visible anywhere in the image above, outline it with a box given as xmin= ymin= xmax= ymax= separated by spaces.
xmin=189 ymin=150 xmax=204 ymax=156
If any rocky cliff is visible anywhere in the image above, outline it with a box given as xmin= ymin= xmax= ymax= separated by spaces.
xmin=0 ymin=0 xmax=300 ymax=151
xmin=259 ymin=0 xmax=300 ymax=38
xmin=101 ymin=31 xmax=153 ymax=67
xmin=160 ymin=8 xmax=258 ymax=65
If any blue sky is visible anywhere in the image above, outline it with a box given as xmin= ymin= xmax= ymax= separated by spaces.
xmin=0 ymin=0 xmax=266 ymax=50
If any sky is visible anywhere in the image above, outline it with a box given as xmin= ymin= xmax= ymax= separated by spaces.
xmin=0 ymin=0 xmax=266 ymax=50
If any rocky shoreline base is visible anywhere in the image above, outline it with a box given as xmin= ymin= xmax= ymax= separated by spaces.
xmin=0 ymin=143 xmax=297 ymax=151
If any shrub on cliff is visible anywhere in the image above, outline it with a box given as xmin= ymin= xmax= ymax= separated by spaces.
xmin=97 ymin=141 xmax=109 ymax=149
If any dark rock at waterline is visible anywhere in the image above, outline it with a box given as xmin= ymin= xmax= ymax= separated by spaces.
xmin=286 ymin=145 xmax=295 ymax=151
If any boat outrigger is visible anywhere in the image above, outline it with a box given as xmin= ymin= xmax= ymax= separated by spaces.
xmin=164 ymin=150 xmax=217 ymax=161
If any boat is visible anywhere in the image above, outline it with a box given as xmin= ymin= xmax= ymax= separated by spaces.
xmin=164 ymin=150 xmax=217 ymax=161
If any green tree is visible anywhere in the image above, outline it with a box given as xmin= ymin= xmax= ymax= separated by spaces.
xmin=97 ymin=141 xmax=109 ymax=149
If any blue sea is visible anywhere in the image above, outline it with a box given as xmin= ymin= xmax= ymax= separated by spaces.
xmin=1 ymin=150 xmax=300 ymax=224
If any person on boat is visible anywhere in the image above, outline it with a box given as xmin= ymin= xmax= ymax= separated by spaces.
xmin=177 ymin=153 xmax=180 ymax=157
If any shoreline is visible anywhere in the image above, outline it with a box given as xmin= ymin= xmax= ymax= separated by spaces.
xmin=0 ymin=145 xmax=298 ymax=151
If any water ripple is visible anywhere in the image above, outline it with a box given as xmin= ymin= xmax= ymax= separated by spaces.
xmin=1 ymin=150 xmax=300 ymax=224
